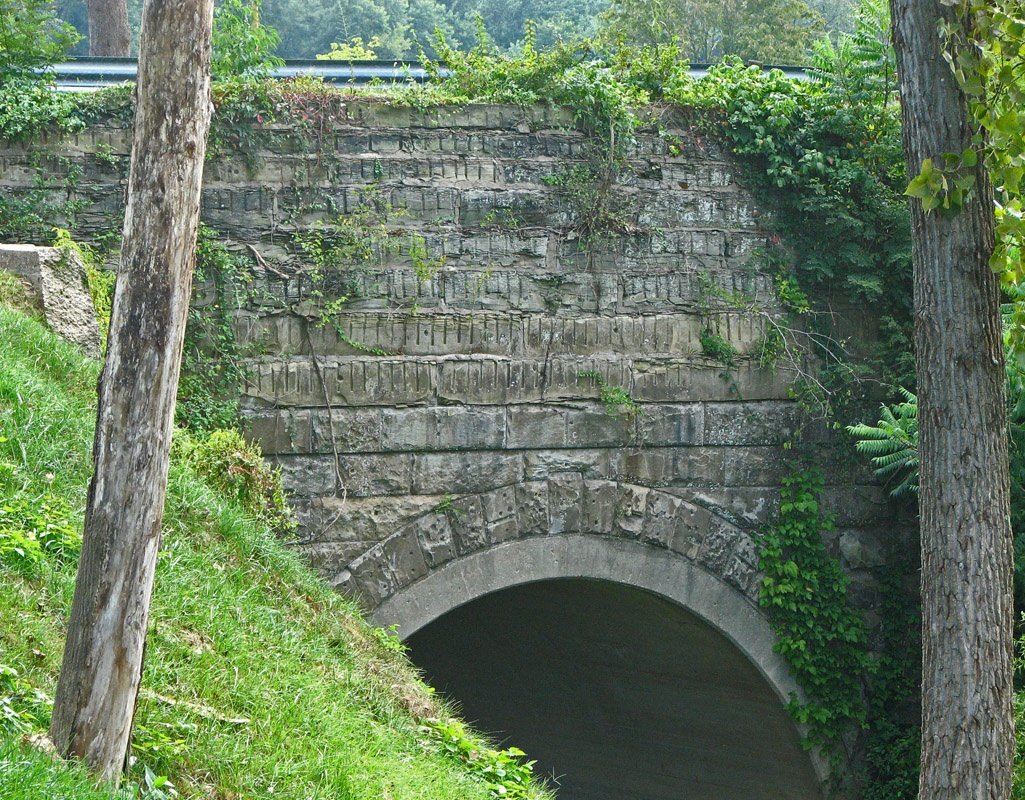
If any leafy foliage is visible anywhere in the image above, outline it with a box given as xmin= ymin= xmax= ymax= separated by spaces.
xmin=599 ymin=0 xmax=823 ymax=64
xmin=175 ymin=429 xmax=295 ymax=536
xmin=577 ymin=369 xmax=641 ymax=417
xmin=426 ymin=717 xmax=539 ymax=800
xmin=933 ymin=2 xmax=1025 ymax=288
xmin=212 ymin=0 xmax=284 ymax=81
xmin=847 ymin=387 xmax=919 ymax=497
xmin=0 ymin=305 xmax=552 ymax=800
xmin=860 ymin=560 xmax=921 ymax=800
xmin=0 ymin=665 xmax=50 ymax=735
xmin=0 ymin=0 xmax=79 ymax=78
xmin=810 ymin=0 xmax=895 ymax=110
xmin=758 ymin=468 xmax=871 ymax=764
xmin=0 ymin=492 xmax=81 ymax=577
xmin=177 ymin=227 xmax=252 ymax=432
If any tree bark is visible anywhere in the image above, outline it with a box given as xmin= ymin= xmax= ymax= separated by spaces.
xmin=49 ymin=0 xmax=214 ymax=783
xmin=889 ymin=2 xmax=1014 ymax=798
xmin=86 ymin=0 xmax=131 ymax=57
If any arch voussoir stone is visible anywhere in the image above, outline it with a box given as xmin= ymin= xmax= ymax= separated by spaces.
xmin=332 ymin=474 xmax=762 ymax=613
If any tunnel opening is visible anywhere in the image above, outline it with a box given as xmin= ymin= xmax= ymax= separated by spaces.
xmin=405 ymin=578 xmax=822 ymax=800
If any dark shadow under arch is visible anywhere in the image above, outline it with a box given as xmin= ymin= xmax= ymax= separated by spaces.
xmin=372 ymin=535 xmax=827 ymax=799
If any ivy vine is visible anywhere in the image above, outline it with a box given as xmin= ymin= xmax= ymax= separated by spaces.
xmin=758 ymin=467 xmax=871 ymax=768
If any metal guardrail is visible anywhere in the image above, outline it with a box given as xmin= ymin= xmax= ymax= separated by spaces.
xmin=50 ymin=57 xmax=810 ymax=91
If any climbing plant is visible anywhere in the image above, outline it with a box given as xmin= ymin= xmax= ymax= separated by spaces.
xmin=758 ymin=467 xmax=872 ymax=767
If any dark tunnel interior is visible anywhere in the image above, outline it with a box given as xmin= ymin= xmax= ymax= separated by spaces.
xmin=405 ymin=579 xmax=823 ymax=800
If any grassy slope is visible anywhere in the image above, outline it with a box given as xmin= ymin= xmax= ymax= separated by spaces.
xmin=0 ymin=305 xmax=541 ymax=800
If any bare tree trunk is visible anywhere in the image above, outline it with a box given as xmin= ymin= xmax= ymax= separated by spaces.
xmin=889 ymin=2 xmax=1014 ymax=798
xmin=86 ymin=0 xmax=131 ymax=56
xmin=49 ymin=0 xmax=214 ymax=783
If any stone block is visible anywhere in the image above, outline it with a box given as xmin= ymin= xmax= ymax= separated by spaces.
xmin=243 ymin=409 xmax=312 ymax=455
xmin=481 ymin=485 xmax=518 ymax=522
xmin=506 ymin=405 xmax=569 ymax=449
xmin=430 ymin=406 xmax=507 ymax=450
xmin=295 ymin=540 xmax=374 ymax=576
xmin=516 ymin=482 xmax=550 ymax=535
xmin=291 ymin=495 xmax=436 ymax=545
xmin=839 ymin=529 xmax=886 ymax=569
xmin=822 ymin=486 xmax=893 ymax=526
xmin=703 ymin=402 xmax=802 ymax=446
xmin=449 ymin=494 xmax=487 ymax=555
xmin=722 ymin=446 xmax=789 ymax=487
xmin=565 ymin=407 xmax=633 ymax=448
xmin=672 ymin=448 xmax=726 ymax=486
xmin=641 ymin=491 xmax=684 ymax=548
xmin=411 ymin=451 xmax=522 ymax=495
xmin=337 ymin=454 xmax=413 ymax=497
xmin=0 ymin=244 xmax=100 ymax=357
xmin=347 ymin=528 xmax=429 ymax=606
xmin=581 ymin=480 xmax=617 ymax=534
xmin=310 ymin=408 xmax=387 ymax=454
xmin=612 ymin=449 xmax=676 ymax=486
xmin=638 ymin=404 xmax=704 ymax=446
xmin=668 ymin=501 xmax=714 ymax=560
xmin=523 ymin=449 xmax=611 ymax=481
xmin=615 ymin=483 xmax=649 ymax=538
xmin=487 ymin=516 xmax=521 ymax=544
xmin=273 ymin=455 xmax=338 ymax=498
xmin=549 ymin=473 xmax=584 ymax=534
xmin=414 ymin=512 xmax=456 ymax=568
xmin=696 ymin=517 xmax=741 ymax=575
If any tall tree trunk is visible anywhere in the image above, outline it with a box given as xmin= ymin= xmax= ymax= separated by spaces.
xmin=87 ymin=0 xmax=131 ymax=56
xmin=889 ymin=2 xmax=1014 ymax=798
xmin=49 ymin=0 xmax=214 ymax=783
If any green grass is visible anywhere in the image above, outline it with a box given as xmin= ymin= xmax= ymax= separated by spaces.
xmin=0 ymin=305 xmax=549 ymax=800
xmin=0 ymin=738 xmax=133 ymax=800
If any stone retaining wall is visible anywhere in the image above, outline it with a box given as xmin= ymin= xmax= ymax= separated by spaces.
xmin=0 ymin=101 xmax=904 ymax=625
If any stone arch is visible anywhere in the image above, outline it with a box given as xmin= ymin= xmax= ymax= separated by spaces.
xmin=331 ymin=477 xmax=763 ymax=611
xmin=330 ymin=476 xmax=829 ymax=786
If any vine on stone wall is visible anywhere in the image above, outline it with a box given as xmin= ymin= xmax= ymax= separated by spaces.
xmin=758 ymin=466 xmax=872 ymax=771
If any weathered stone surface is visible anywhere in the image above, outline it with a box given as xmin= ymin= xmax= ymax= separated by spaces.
xmin=3 ymin=105 xmax=901 ymax=662
xmin=839 ymin=529 xmax=886 ymax=569
xmin=412 ymin=451 xmax=522 ymax=494
xmin=413 ymin=512 xmax=456 ymax=568
xmin=0 ymin=244 xmax=101 ymax=357
xmin=581 ymin=480 xmax=617 ymax=534
xmin=549 ymin=473 xmax=585 ymax=534
xmin=345 ymin=528 xmax=429 ymax=606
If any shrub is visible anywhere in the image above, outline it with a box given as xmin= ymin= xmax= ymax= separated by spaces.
xmin=178 ymin=429 xmax=295 ymax=536
xmin=0 ymin=0 xmax=79 ymax=79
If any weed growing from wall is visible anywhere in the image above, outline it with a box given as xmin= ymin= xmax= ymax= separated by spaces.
xmin=577 ymin=370 xmax=641 ymax=418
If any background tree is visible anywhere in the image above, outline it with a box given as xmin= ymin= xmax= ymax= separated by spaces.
xmin=0 ymin=0 xmax=80 ymax=75
xmin=85 ymin=0 xmax=130 ymax=55
xmin=600 ymin=0 xmax=823 ymax=64
xmin=48 ymin=0 xmax=215 ymax=781
xmin=889 ymin=1 xmax=1015 ymax=797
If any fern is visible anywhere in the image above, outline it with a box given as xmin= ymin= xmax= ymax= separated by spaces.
xmin=847 ymin=387 xmax=918 ymax=496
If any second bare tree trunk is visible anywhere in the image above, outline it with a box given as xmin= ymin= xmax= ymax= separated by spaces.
xmin=87 ymin=0 xmax=131 ymax=56
xmin=50 ymin=0 xmax=214 ymax=783
xmin=890 ymin=1 xmax=1014 ymax=798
